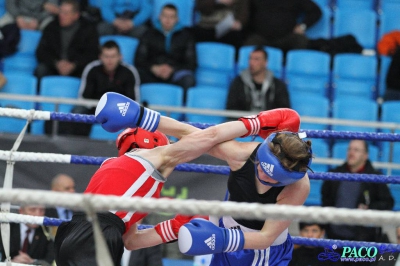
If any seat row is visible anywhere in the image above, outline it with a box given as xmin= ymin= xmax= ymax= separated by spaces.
xmin=1 ymin=71 xmax=399 ymax=136
xmin=4 ymin=31 xmax=390 ymax=100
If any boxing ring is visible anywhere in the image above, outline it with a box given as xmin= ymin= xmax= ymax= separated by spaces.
xmin=0 ymin=107 xmax=400 ymax=266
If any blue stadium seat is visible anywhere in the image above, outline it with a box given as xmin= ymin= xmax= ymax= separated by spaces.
xmin=286 ymin=50 xmax=331 ymax=78
xmin=379 ymin=56 xmax=392 ymax=97
xmin=379 ymin=101 xmax=400 ymax=167
xmin=380 ymin=0 xmax=400 ymax=13
xmin=185 ymin=86 xmax=228 ymax=124
xmin=237 ymin=45 xmax=283 ymax=78
xmin=381 ymin=101 xmax=400 ymax=132
xmin=0 ymin=0 xmax=5 ymax=17
xmin=18 ymin=29 xmax=42 ymax=56
xmin=196 ymin=68 xmax=231 ymax=90
xmin=0 ymin=73 xmax=37 ymax=133
xmin=335 ymin=0 xmax=375 ymax=10
xmin=89 ymin=124 xmax=122 ymax=141
xmin=332 ymin=98 xmax=378 ymax=132
xmin=379 ymin=10 xmax=400 ymax=40
xmin=305 ymin=179 xmax=323 ymax=206
xmin=152 ymin=0 xmax=195 ymax=27
xmin=196 ymin=42 xmax=236 ymax=89
xmin=139 ymin=83 xmax=184 ymax=120
xmin=332 ymin=79 xmax=375 ymax=100
xmin=333 ymin=9 xmax=377 ymax=49
xmin=3 ymin=54 xmax=38 ymax=75
xmin=332 ymin=141 xmax=379 ymax=162
xmin=287 ymin=76 xmax=328 ymax=97
xmin=31 ymin=76 xmax=81 ymax=135
xmin=99 ymin=35 xmax=139 ymax=65
xmin=285 ymin=50 xmax=331 ymax=96
xmin=310 ymin=139 xmax=330 ymax=173
xmin=196 ymin=42 xmax=235 ymax=73
xmin=333 ymin=54 xmax=377 ymax=83
xmin=381 ymin=143 xmax=400 ymax=176
xmin=306 ymin=7 xmax=332 ymax=39
xmin=291 ymin=94 xmax=330 ymax=131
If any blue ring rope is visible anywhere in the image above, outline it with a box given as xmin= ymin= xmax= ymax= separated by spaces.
xmin=68 ymin=155 xmax=400 ymax=184
xmin=49 ymin=112 xmax=400 ymax=142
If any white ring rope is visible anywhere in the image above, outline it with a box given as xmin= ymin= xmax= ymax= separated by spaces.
xmin=0 ymin=189 xmax=399 ymax=227
xmin=0 ymin=150 xmax=71 ymax=163
xmin=0 ymin=108 xmax=50 ymax=121
xmin=0 ymin=213 xmax=44 ymax=225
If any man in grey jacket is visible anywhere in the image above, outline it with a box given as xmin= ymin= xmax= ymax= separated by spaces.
xmin=226 ymin=46 xmax=290 ymax=112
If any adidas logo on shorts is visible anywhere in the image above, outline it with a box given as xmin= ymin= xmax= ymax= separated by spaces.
xmin=204 ymin=234 xmax=216 ymax=250
xmin=117 ymin=102 xmax=130 ymax=116
xmin=261 ymin=162 xmax=274 ymax=176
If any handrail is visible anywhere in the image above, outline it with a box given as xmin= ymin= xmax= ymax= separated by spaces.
xmin=1 ymin=93 xmax=400 ymax=130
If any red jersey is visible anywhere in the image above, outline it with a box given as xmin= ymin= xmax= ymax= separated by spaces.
xmin=84 ymin=153 xmax=166 ymax=231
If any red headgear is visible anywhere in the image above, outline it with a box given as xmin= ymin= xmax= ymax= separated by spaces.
xmin=116 ymin=127 xmax=170 ymax=156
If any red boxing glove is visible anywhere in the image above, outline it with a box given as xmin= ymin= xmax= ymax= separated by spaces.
xmin=155 ymin=214 xmax=207 ymax=243
xmin=239 ymin=108 xmax=300 ymax=139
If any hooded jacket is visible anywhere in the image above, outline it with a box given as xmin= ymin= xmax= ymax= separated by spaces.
xmin=226 ymin=69 xmax=290 ymax=111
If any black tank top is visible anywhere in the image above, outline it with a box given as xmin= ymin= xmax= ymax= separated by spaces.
xmin=228 ymin=144 xmax=285 ymax=230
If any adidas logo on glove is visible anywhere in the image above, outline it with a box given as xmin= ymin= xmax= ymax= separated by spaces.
xmin=261 ymin=162 xmax=274 ymax=176
xmin=117 ymin=102 xmax=130 ymax=116
xmin=204 ymin=234 xmax=216 ymax=250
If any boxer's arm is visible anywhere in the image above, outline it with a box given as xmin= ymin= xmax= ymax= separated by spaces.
xmin=157 ymin=116 xmax=200 ymax=139
xmin=244 ymin=175 xmax=309 ymax=249
xmin=179 ymin=176 xmax=310 ymax=255
xmin=158 ymin=121 xmax=248 ymax=168
xmin=123 ymin=225 xmax=163 ymax=250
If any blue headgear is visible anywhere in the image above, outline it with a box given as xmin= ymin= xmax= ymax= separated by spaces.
xmin=255 ymin=132 xmax=312 ymax=187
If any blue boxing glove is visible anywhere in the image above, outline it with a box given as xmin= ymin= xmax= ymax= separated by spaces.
xmin=95 ymin=92 xmax=160 ymax=132
xmin=178 ymin=219 xmax=245 ymax=256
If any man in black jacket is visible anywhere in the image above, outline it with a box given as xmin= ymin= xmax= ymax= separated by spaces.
xmin=226 ymin=46 xmax=290 ymax=112
xmin=322 ymin=140 xmax=394 ymax=243
xmin=0 ymin=205 xmax=54 ymax=265
xmin=244 ymin=0 xmax=321 ymax=52
xmin=134 ymin=4 xmax=196 ymax=103
xmin=35 ymin=0 xmax=99 ymax=82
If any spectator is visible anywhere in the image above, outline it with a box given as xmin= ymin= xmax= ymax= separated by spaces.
xmin=0 ymin=22 xmax=20 ymax=59
xmin=226 ymin=46 xmax=290 ymax=112
xmin=0 ymin=0 xmax=57 ymax=30
xmin=97 ymin=0 xmax=151 ymax=38
xmin=289 ymin=222 xmax=338 ymax=266
xmin=45 ymin=173 xmax=76 ymax=220
xmin=79 ymin=40 xmax=140 ymax=103
xmin=384 ymin=47 xmax=400 ymax=101
xmin=66 ymin=40 xmax=140 ymax=136
xmin=322 ymin=140 xmax=394 ymax=243
xmin=244 ymin=0 xmax=321 ymax=53
xmin=193 ymin=0 xmax=249 ymax=50
xmin=135 ymin=4 xmax=196 ymax=103
xmin=35 ymin=0 xmax=99 ymax=83
xmin=0 ymin=205 xmax=55 ymax=265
